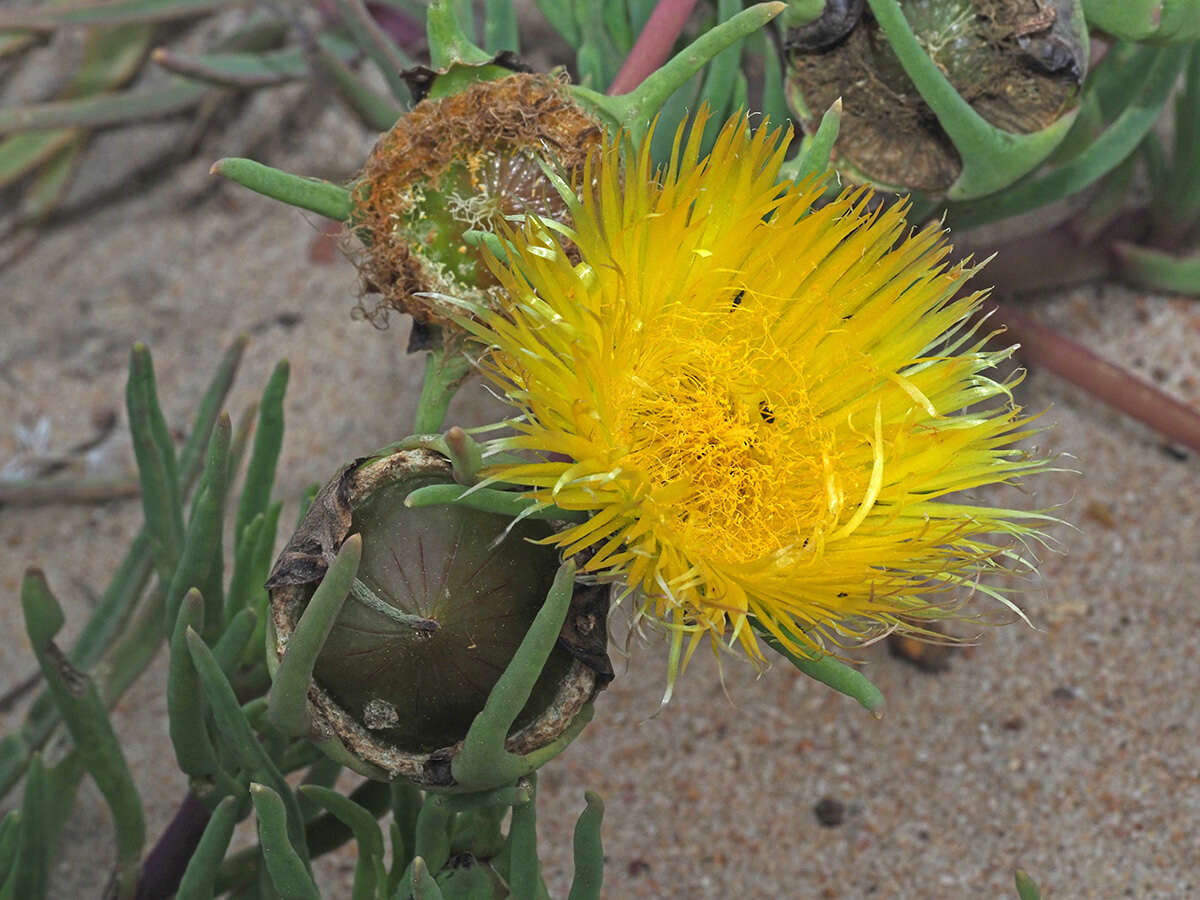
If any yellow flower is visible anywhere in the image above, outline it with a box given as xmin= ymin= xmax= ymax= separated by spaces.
xmin=464 ymin=110 xmax=1048 ymax=695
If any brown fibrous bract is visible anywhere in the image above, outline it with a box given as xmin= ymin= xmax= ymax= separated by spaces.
xmin=350 ymin=72 xmax=604 ymax=330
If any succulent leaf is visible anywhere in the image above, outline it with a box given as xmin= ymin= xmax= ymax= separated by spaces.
xmin=21 ymin=571 xmax=145 ymax=898
xmin=297 ymin=785 xmax=387 ymax=900
xmin=176 ymin=795 xmax=240 ymax=900
xmin=126 ymin=344 xmax=185 ymax=585
xmin=187 ymin=629 xmax=307 ymax=860
xmin=1014 ymin=868 xmax=1043 ymax=900
xmin=779 ymin=98 xmax=842 ymax=185
xmin=250 ymin=783 xmax=319 ymax=900
xmin=566 ymin=792 xmax=605 ymax=900
xmin=168 ymin=589 xmax=222 ymax=782
xmin=755 ymin=623 xmax=885 ymax=713
xmin=1082 ymin=0 xmax=1200 ymax=43
xmin=267 ymin=535 xmax=362 ymax=739
xmin=1114 ymin=242 xmax=1200 ymax=293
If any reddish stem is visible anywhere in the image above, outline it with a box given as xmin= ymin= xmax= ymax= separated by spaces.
xmin=989 ymin=301 xmax=1200 ymax=454
xmin=608 ymin=0 xmax=699 ymax=95
xmin=133 ymin=790 xmax=212 ymax=900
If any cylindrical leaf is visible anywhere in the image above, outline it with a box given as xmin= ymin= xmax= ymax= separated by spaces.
xmin=234 ymin=361 xmax=288 ymax=545
xmin=250 ymin=784 xmax=318 ymax=900
xmin=168 ymin=589 xmax=221 ymax=781
xmin=176 ymin=796 xmax=240 ymax=900
xmin=20 ymin=573 xmax=145 ymax=896
xmin=566 ymin=792 xmax=604 ymax=900
xmin=268 ymin=535 xmax=361 ymax=737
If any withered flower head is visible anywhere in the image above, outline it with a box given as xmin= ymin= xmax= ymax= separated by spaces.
xmin=351 ymin=72 xmax=604 ymax=329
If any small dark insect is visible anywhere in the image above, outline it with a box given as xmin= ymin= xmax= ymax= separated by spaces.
xmin=731 ymin=289 xmax=745 ymax=310
xmin=758 ymin=400 xmax=776 ymax=423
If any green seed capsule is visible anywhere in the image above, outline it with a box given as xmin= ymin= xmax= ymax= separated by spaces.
xmin=267 ymin=448 xmax=608 ymax=787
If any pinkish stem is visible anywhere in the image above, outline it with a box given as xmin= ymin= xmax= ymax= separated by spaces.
xmin=990 ymin=301 xmax=1200 ymax=454
xmin=608 ymin=0 xmax=699 ymax=95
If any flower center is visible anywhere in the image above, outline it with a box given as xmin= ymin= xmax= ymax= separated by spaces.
xmin=618 ymin=322 xmax=845 ymax=567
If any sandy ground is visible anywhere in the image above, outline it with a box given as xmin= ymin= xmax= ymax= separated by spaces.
xmin=2 ymin=50 xmax=1199 ymax=900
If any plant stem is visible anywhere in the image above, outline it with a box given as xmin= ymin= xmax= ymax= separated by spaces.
xmin=133 ymin=790 xmax=212 ymax=900
xmin=989 ymin=301 xmax=1200 ymax=454
xmin=412 ymin=343 xmax=474 ymax=434
xmin=607 ymin=0 xmax=698 ymax=95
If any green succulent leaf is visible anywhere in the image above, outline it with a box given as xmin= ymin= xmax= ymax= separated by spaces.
xmin=535 ymin=0 xmax=581 ymax=46
xmin=0 ymin=130 xmax=77 ymax=191
xmin=152 ymin=32 xmax=358 ymax=89
xmin=234 ymin=360 xmax=288 ymax=547
xmin=127 ymin=343 xmax=185 ymax=584
xmin=0 ymin=811 xmax=20 ymax=887
xmin=213 ymin=607 xmax=259 ymax=678
xmin=403 ymin=483 xmax=588 ymax=522
xmin=694 ymin=0 xmax=748 ymax=152
xmin=177 ymin=796 xmax=241 ymax=900
xmin=311 ymin=37 xmax=405 ymax=131
xmin=297 ymin=785 xmax=387 ymax=900
xmin=225 ymin=511 xmax=265 ymax=623
xmin=0 ymin=0 xmax=235 ymax=31
xmin=755 ymin=26 xmax=790 ymax=130
xmin=413 ymin=342 xmax=475 ymax=435
xmin=1114 ymin=242 xmax=1200 ymax=295
xmin=567 ymin=792 xmax=605 ymax=900
xmin=211 ymin=159 xmax=353 ymax=222
xmin=451 ymin=562 xmax=579 ymax=791
xmin=1014 ymin=868 xmax=1043 ymax=900
xmin=505 ymin=774 xmax=542 ymax=900
xmin=0 ymin=32 xmax=39 ymax=60
xmin=0 ymin=80 xmax=211 ymax=136
xmin=412 ymin=796 xmax=453 ymax=880
xmin=576 ymin=2 xmax=623 ymax=89
xmin=779 ymin=98 xmax=841 ymax=186
xmin=0 ymin=756 xmax=48 ymax=900
xmin=411 ymin=857 xmax=446 ymax=900
xmin=267 ymin=534 xmax=362 ymax=738
xmin=250 ymin=783 xmax=319 ymax=900
xmin=166 ymin=414 xmax=231 ymax=636
xmin=1082 ymin=0 xmax=1200 ymax=43
xmin=20 ymin=572 xmax=145 ymax=897
xmin=427 ymin=0 xmax=493 ymax=69
xmin=187 ymin=629 xmax=307 ymax=861
xmin=571 ymin=2 xmax=787 ymax=142
xmin=484 ymin=0 xmax=519 ymax=52
xmin=755 ymin=623 xmax=885 ymax=714
xmin=334 ymin=0 xmax=414 ymax=102
xmin=168 ymin=589 xmax=222 ymax=782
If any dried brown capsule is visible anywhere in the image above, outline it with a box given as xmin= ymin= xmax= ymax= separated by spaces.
xmin=785 ymin=0 xmax=1087 ymax=196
